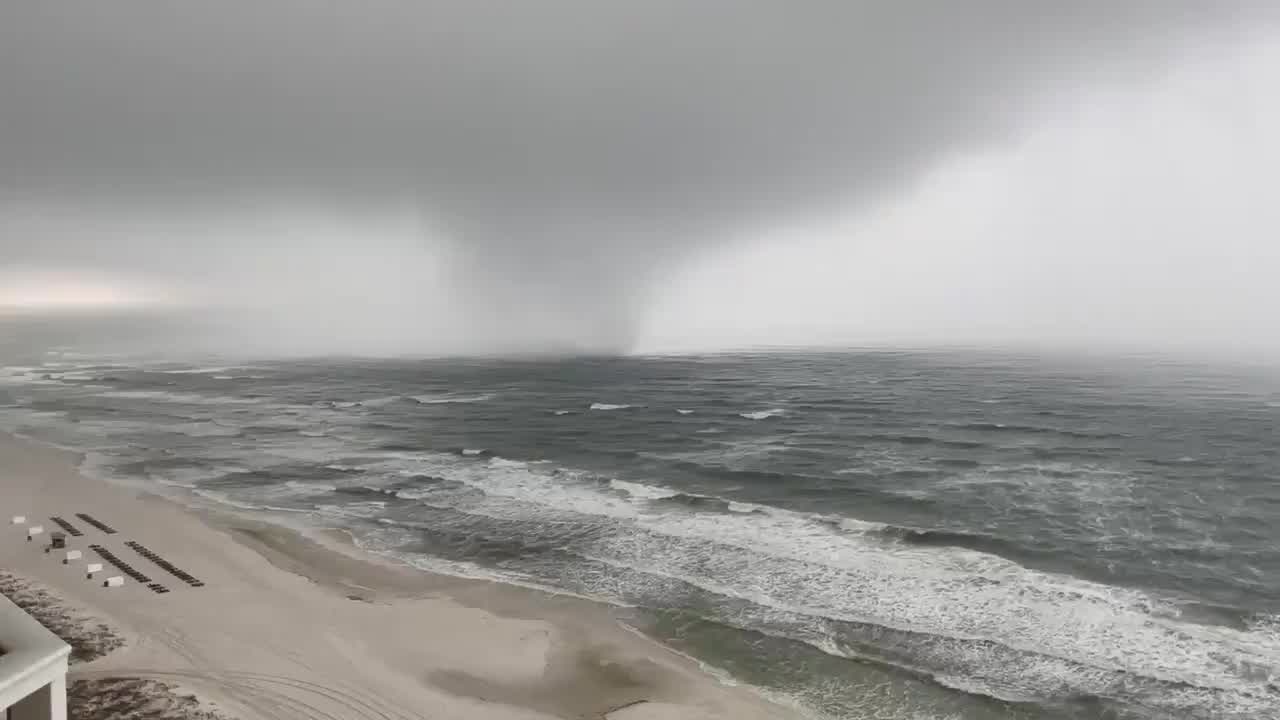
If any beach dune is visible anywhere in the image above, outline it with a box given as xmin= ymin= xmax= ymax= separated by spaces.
xmin=0 ymin=432 xmax=794 ymax=720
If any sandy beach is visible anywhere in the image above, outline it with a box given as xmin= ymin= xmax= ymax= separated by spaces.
xmin=0 ymin=431 xmax=797 ymax=720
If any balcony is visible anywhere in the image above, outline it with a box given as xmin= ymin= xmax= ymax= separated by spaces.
xmin=0 ymin=594 xmax=70 ymax=720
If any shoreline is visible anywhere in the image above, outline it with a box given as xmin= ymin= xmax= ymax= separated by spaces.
xmin=0 ymin=430 xmax=800 ymax=720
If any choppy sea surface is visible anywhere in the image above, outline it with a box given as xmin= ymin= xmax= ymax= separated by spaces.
xmin=2 ymin=342 xmax=1279 ymax=719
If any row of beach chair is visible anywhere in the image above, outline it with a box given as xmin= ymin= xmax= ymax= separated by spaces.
xmin=75 ymin=512 xmax=118 ymax=534
xmin=88 ymin=543 xmax=157 ymax=588
xmin=15 ymin=514 xmax=169 ymax=592
xmin=18 ymin=513 xmax=202 ymax=594
xmin=125 ymin=541 xmax=205 ymax=588
xmin=49 ymin=516 xmax=84 ymax=537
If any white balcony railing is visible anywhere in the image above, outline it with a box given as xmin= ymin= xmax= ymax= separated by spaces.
xmin=0 ymin=594 xmax=70 ymax=720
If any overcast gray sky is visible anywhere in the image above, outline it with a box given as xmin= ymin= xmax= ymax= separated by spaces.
xmin=2 ymin=2 xmax=1278 ymax=356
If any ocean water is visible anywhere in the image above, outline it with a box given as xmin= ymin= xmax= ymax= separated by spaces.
xmin=2 ymin=344 xmax=1279 ymax=719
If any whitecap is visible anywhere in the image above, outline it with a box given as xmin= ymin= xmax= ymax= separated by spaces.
xmin=342 ymin=450 xmax=1280 ymax=717
xmin=676 ymin=409 xmax=695 ymax=415
xmin=284 ymin=480 xmax=338 ymax=493
xmin=412 ymin=393 xmax=495 ymax=404
xmin=47 ymin=372 xmax=98 ymax=381
xmin=98 ymin=389 xmax=265 ymax=406
xmin=157 ymin=366 xmax=245 ymax=375
xmin=590 ymin=402 xmax=634 ymax=411
xmin=354 ymin=396 xmax=404 ymax=408
xmin=739 ymin=409 xmax=785 ymax=420
xmin=488 ymin=457 xmax=528 ymax=469
xmin=314 ymin=501 xmax=387 ymax=519
xmin=609 ymin=479 xmax=679 ymax=500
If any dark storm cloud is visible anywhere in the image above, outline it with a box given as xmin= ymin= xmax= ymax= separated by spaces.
xmin=1 ymin=2 xmax=1274 ymax=352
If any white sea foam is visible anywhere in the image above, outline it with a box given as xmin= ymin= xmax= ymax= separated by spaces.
xmin=158 ymin=366 xmax=244 ymax=375
xmin=340 ymin=451 xmax=1280 ymax=715
xmin=610 ymin=478 xmax=679 ymax=500
xmin=739 ymin=409 xmax=785 ymax=420
xmin=284 ymin=480 xmax=339 ymax=493
xmin=554 ymin=410 xmax=574 ymax=416
xmin=676 ymin=409 xmax=695 ymax=415
xmin=324 ymin=463 xmax=366 ymax=472
xmin=7 ymin=369 xmax=1276 ymax=718
xmin=44 ymin=350 xmax=120 ymax=362
xmin=488 ymin=457 xmax=528 ymax=469
xmin=313 ymin=501 xmax=387 ymax=519
xmin=0 ymin=367 xmax=63 ymax=386
xmin=461 ymin=448 xmax=486 ymax=456
xmin=376 ymin=452 xmax=637 ymax=520
xmin=590 ymin=402 xmax=634 ymax=411
xmin=97 ymin=389 xmax=266 ymax=406
xmin=412 ymin=393 xmax=495 ymax=404
xmin=191 ymin=489 xmax=269 ymax=511
xmin=583 ymin=511 xmax=1280 ymax=714
xmin=355 ymin=396 xmax=404 ymax=408
xmin=46 ymin=372 xmax=98 ymax=381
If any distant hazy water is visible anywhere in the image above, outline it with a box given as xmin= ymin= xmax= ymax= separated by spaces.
xmin=3 ymin=347 xmax=1279 ymax=719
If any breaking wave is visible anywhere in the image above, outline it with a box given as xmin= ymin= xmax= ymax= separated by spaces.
xmin=6 ymin=350 xmax=1280 ymax=719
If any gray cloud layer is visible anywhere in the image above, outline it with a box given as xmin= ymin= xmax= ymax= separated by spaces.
xmin=2 ymin=2 xmax=1274 ymax=353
